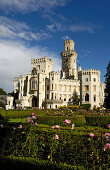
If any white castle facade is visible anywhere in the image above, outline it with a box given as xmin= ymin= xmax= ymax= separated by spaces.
xmin=14 ymin=40 xmax=104 ymax=109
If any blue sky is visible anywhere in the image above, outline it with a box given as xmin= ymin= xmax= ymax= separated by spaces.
xmin=0 ymin=0 xmax=110 ymax=92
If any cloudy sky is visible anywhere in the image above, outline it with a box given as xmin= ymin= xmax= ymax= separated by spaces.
xmin=0 ymin=0 xmax=110 ymax=92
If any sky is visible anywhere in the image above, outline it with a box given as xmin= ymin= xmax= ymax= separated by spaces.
xmin=0 ymin=0 xmax=110 ymax=93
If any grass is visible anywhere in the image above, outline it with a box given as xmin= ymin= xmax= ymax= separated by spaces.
xmin=8 ymin=118 xmax=27 ymax=123
xmin=0 ymin=109 xmax=47 ymax=119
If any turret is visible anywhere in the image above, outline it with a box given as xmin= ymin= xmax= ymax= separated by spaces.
xmin=61 ymin=40 xmax=78 ymax=79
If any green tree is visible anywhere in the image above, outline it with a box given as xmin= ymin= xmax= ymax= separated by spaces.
xmin=0 ymin=88 xmax=7 ymax=95
xmin=72 ymin=92 xmax=80 ymax=105
xmin=104 ymin=61 xmax=110 ymax=109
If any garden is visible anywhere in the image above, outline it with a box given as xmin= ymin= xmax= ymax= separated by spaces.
xmin=0 ymin=106 xmax=110 ymax=170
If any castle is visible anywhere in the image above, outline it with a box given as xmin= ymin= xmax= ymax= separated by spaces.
xmin=14 ymin=40 xmax=104 ymax=109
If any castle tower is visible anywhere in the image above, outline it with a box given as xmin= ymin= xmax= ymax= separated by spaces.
xmin=61 ymin=40 xmax=78 ymax=79
xmin=31 ymin=56 xmax=53 ymax=75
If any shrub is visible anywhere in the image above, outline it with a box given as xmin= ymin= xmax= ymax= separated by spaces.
xmin=1 ymin=126 xmax=110 ymax=169
xmin=81 ymin=104 xmax=91 ymax=110
xmin=0 ymin=102 xmax=5 ymax=109
xmin=36 ymin=116 xmax=86 ymax=127
xmin=85 ymin=116 xmax=110 ymax=127
xmin=0 ymin=156 xmax=84 ymax=170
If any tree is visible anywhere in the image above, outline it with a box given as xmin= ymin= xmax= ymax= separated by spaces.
xmin=71 ymin=92 xmax=80 ymax=105
xmin=104 ymin=61 xmax=110 ymax=109
xmin=0 ymin=88 xmax=7 ymax=95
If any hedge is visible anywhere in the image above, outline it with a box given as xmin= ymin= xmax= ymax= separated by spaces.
xmin=85 ymin=116 xmax=110 ymax=127
xmin=0 ymin=156 xmax=85 ymax=170
xmin=80 ymin=104 xmax=91 ymax=110
xmin=36 ymin=116 xmax=86 ymax=126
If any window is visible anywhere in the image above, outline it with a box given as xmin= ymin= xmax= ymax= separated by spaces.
xmin=50 ymin=105 xmax=51 ymax=109
xmin=55 ymin=105 xmax=57 ymax=109
xmin=64 ymin=95 xmax=66 ymax=101
xmin=67 ymin=47 xmax=68 ymax=51
xmin=55 ymin=93 xmax=56 ymax=99
xmin=47 ymin=94 xmax=49 ymax=99
xmin=35 ymin=81 xmax=37 ymax=89
xmin=94 ymin=78 xmax=96 ymax=82
xmin=52 ymin=77 xmax=54 ymax=80
xmin=94 ymin=95 xmax=96 ymax=102
xmin=52 ymin=84 xmax=53 ymax=90
xmin=93 ymin=85 xmax=96 ymax=92
xmin=69 ymin=95 xmax=71 ymax=101
xmin=85 ymin=93 xmax=89 ymax=101
xmin=85 ymin=85 xmax=89 ymax=91
xmin=85 ymin=78 xmax=88 ymax=82
xmin=51 ymin=93 xmax=53 ymax=100
xmin=32 ymin=80 xmax=34 ymax=89
xmin=47 ymin=86 xmax=49 ymax=90
xmin=38 ymin=65 xmax=40 ymax=69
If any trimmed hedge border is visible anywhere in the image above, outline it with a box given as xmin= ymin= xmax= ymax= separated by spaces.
xmin=36 ymin=116 xmax=86 ymax=126
xmin=0 ymin=156 xmax=85 ymax=170
xmin=85 ymin=116 xmax=110 ymax=127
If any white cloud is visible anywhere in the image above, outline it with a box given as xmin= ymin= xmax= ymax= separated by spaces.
xmin=62 ymin=35 xmax=71 ymax=40
xmin=0 ymin=0 xmax=68 ymax=13
xmin=0 ymin=16 xmax=51 ymax=41
xmin=0 ymin=40 xmax=61 ymax=92
xmin=46 ymin=23 xmax=95 ymax=33
xmin=69 ymin=25 xmax=94 ymax=33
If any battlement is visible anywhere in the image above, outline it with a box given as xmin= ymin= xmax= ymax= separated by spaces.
xmin=31 ymin=56 xmax=53 ymax=64
xmin=79 ymin=69 xmax=100 ymax=75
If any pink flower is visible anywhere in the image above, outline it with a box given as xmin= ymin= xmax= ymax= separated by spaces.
xmin=34 ymin=123 xmax=38 ymax=126
xmin=71 ymin=123 xmax=75 ymax=130
xmin=55 ymin=125 xmax=60 ymax=129
xmin=32 ymin=116 xmax=36 ymax=119
xmin=89 ymin=133 xmax=94 ymax=137
xmin=64 ymin=119 xmax=71 ymax=124
xmin=104 ymin=133 xmax=110 ymax=141
xmin=0 ymin=124 xmax=3 ymax=128
xmin=106 ymin=124 xmax=110 ymax=128
xmin=54 ymin=134 xmax=59 ymax=140
xmin=103 ymin=143 xmax=110 ymax=151
xmin=31 ymin=113 xmax=35 ymax=116
xmin=52 ymin=126 xmax=55 ymax=129
xmin=18 ymin=125 xmax=22 ymax=129
xmin=26 ymin=117 xmax=31 ymax=123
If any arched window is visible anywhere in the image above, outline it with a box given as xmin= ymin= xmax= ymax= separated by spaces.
xmin=85 ymin=93 xmax=89 ymax=101
xmin=94 ymin=95 xmax=96 ymax=102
